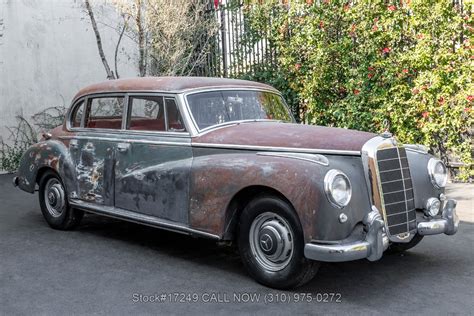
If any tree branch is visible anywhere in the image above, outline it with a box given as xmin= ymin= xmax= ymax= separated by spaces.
xmin=114 ymin=16 xmax=129 ymax=79
xmin=84 ymin=0 xmax=116 ymax=80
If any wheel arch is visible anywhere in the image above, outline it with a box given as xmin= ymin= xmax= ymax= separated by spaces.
xmin=222 ymin=185 xmax=298 ymax=241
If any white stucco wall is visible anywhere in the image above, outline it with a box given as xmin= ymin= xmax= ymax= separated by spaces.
xmin=0 ymin=0 xmax=137 ymax=141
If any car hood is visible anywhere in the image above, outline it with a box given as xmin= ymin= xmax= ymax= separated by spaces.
xmin=192 ymin=122 xmax=376 ymax=153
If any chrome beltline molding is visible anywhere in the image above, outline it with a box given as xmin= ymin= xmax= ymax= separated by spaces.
xmin=256 ymin=152 xmax=329 ymax=165
xmin=70 ymin=200 xmax=220 ymax=240
xmin=59 ymin=135 xmax=191 ymax=147
xmin=193 ymin=143 xmax=361 ymax=155
xmin=59 ymin=135 xmax=361 ymax=155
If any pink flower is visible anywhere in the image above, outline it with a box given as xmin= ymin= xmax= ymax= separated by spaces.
xmin=372 ymin=25 xmax=378 ymax=31
xmin=368 ymin=73 xmax=374 ymax=78
xmin=422 ymin=111 xmax=429 ymax=118
xmin=353 ymin=89 xmax=360 ymax=95
xmin=295 ymin=63 xmax=301 ymax=71
xmin=388 ymin=5 xmax=396 ymax=11
xmin=467 ymin=95 xmax=474 ymax=102
xmin=402 ymin=69 xmax=409 ymax=73
xmin=438 ymin=97 xmax=445 ymax=104
xmin=412 ymin=88 xmax=419 ymax=95
xmin=382 ymin=47 xmax=391 ymax=54
xmin=368 ymin=66 xmax=375 ymax=71
xmin=319 ymin=21 xmax=325 ymax=28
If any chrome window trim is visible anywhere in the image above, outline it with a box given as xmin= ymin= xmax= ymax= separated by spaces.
xmin=67 ymin=92 xmax=128 ymax=132
xmin=67 ymin=92 xmax=192 ymax=137
xmin=125 ymin=93 xmax=191 ymax=135
xmin=66 ymin=97 xmax=87 ymax=131
xmin=181 ymin=87 xmax=295 ymax=135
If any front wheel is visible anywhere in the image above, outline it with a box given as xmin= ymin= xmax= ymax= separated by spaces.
xmin=38 ymin=170 xmax=84 ymax=230
xmin=238 ymin=195 xmax=319 ymax=289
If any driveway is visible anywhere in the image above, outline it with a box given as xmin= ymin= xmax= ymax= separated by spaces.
xmin=0 ymin=174 xmax=473 ymax=315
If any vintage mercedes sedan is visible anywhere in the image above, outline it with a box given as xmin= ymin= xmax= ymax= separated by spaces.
xmin=13 ymin=77 xmax=458 ymax=289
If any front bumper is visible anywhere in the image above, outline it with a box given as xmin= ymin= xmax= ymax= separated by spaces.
xmin=304 ymin=199 xmax=459 ymax=262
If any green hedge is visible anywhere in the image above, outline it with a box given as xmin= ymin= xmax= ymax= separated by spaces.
xmin=239 ymin=0 xmax=473 ymax=180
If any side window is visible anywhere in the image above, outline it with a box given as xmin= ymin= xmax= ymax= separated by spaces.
xmin=165 ymin=98 xmax=186 ymax=132
xmin=128 ymin=96 xmax=166 ymax=131
xmin=71 ymin=100 xmax=84 ymax=128
xmin=85 ymin=97 xmax=124 ymax=130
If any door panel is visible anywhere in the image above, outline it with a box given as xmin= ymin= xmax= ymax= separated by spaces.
xmin=70 ymin=135 xmax=116 ymax=205
xmin=114 ymin=95 xmax=192 ymax=224
xmin=69 ymin=95 xmax=124 ymax=206
xmin=114 ymin=137 xmax=192 ymax=223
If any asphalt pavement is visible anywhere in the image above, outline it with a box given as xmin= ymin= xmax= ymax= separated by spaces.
xmin=0 ymin=174 xmax=473 ymax=315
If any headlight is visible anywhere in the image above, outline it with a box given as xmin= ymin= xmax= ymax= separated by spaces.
xmin=427 ymin=158 xmax=447 ymax=188
xmin=324 ymin=169 xmax=352 ymax=208
xmin=425 ymin=197 xmax=441 ymax=217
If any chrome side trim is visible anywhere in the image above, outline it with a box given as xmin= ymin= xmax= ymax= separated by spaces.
xmin=193 ymin=143 xmax=360 ymax=155
xmin=256 ymin=152 xmax=329 ymax=166
xmin=58 ymin=136 xmax=191 ymax=147
xmin=69 ymin=200 xmax=220 ymax=240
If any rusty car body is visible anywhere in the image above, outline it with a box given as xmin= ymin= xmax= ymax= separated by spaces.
xmin=13 ymin=77 xmax=459 ymax=289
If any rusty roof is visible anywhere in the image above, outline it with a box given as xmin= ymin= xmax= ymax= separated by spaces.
xmin=73 ymin=76 xmax=277 ymax=100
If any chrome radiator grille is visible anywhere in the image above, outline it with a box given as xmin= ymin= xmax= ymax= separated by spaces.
xmin=376 ymin=146 xmax=417 ymax=236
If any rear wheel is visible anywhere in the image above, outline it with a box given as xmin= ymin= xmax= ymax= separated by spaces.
xmin=238 ymin=195 xmax=319 ymax=289
xmin=38 ymin=170 xmax=83 ymax=230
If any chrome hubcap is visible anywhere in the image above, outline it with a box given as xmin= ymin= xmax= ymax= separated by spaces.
xmin=249 ymin=212 xmax=294 ymax=272
xmin=44 ymin=178 xmax=66 ymax=218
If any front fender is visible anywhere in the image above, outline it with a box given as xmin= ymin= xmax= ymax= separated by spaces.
xmin=189 ymin=149 xmax=371 ymax=243
xmin=16 ymin=140 xmax=75 ymax=194
xmin=405 ymin=147 xmax=444 ymax=209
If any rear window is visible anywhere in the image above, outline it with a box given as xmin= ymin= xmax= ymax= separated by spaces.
xmin=85 ymin=97 xmax=124 ymax=130
xmin=70 ymin=100 xmax=84 ymax=128
xmin=128 ymin=96 xmax=166 ymax=131
xmin=127 ymin=96 xmax=186 ymax=132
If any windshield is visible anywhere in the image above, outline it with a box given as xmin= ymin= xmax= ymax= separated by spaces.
xmin=186 ymin=90 xmax=293 ymax=130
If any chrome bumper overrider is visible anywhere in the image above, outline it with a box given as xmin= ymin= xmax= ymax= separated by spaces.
xmin=304 ymin=199 xmax=459 ymax=262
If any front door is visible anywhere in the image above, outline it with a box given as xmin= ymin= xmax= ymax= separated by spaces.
xmin=114 ymin=95 xmax=192 ymax=224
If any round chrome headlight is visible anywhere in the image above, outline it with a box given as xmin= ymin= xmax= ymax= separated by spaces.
xmin=324 ymin=170 xmax=352 ymax=208
xmin=425 ymin=197 xmax=441 ymax=217
xmin=427 ymin=158 xmax=447 ymax=188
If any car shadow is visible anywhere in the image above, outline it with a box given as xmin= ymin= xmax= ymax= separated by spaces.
xmin=34 ymin=211 xmax=472 ymax=298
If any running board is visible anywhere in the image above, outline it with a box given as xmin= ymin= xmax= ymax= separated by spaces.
xmin=69 ymin=199 xmax=220 ymax=240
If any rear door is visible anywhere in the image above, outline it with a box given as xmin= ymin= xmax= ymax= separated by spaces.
xmin=114 ymin=94 xmax=192 ymax=224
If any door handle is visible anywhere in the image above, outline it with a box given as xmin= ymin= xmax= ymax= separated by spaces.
xmin=117 ymin=143 xmax=130 ymax=152
xmin=70 ymin=139 xmax=78 ymax=148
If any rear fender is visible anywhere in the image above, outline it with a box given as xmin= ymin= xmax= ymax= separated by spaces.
xmin=16 ymin=140 xmax=75 ymax=194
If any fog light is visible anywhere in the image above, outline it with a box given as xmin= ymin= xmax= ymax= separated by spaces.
xmin=425 ymin=198 xmax=441 ymax=217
